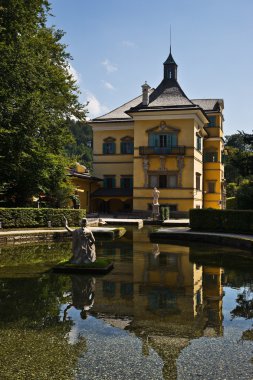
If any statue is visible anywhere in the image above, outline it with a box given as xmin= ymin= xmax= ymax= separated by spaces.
xmin=153 ymin=187 xmax=160 ymax=205
xmin=64 ymin=217 xmax=96 ymax=264
xmin=63 ymin=275 xmax=96 ymax=320
xmin=152 ymin=187 xmax=160 ymax=219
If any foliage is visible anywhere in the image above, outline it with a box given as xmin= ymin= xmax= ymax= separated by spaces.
xmin=225 ymin=131 xmax=253 ymax=209
xmin=225 ymin=131 xmax=253 ymax=182
xmin=0 ymin=208 xmax=85 ymax=228
xmin=236 ymin=180 xmax=253 ymax=210
xmin=65 ymin=119 xmax=93 ymax=170
xmin=231 ymin=289 xmax=253 ymax=320
xmin=190 ymin=208 xmax=253 ymax=233
xmin=0 ymin=0 xmax=86 ymax=207
xmin=226 ymin=182 xmax=238 ymax=198
xmin=160 ymin=206 xmax=170 ymax=221
xmin=226 ymin=197 xmax=236 ymax=209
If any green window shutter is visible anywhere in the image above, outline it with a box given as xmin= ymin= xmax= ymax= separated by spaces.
xmin=129 ymin=142 xmax=134 ymax=154
xmin=149 ymin=134 xmax=155 ymax=146
xmin=120 ymin=177 xmax=124 ymax=188
xmin=120 ymin=142 xmax=124 ymax=154
xmin=112 ymin=142 xmax=116 ymax=154
xmin=171 ymin=134 xmax=177 ymax=146
xmin=103 ymin=143 xmax=106 ymax=154
xmin=112 ymin=177 xmax=116 ymax=188
xmin=130 ymin=177 xmax=133 ymax=188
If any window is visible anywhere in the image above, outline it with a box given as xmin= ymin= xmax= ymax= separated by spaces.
xmin=103 ymin=176 xmax=115 ymax=188
xmin=204 ymin=151 xmax=218 ymax=163
xmin=196 ymin=173 xmax=201 ymax=191
xmin=207 ymin=181 xmax=216 ymax=193
xmin=196 ymin=135 xmax=202 ymax=151
xmin=148 ymin=174 xmax=177 ymax=188
xmin=149 ymin=133 xmax=177 ymax=147
xmin=207 ymin=116 xmax=216 ymax=127
xmin=120 ymin=176 xmax=133 ymax=188
xmin=121 ymin=141 xmax=133 ymax=154
xmin=103 ymin=141 xmax=115 ymax=154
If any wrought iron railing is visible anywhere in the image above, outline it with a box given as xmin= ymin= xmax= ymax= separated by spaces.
xmin=139 ymin=146 xmax=185 ymax=155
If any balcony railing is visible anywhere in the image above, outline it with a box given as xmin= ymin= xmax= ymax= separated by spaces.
xmin=139 ymin=146 xmax=185 ymax=155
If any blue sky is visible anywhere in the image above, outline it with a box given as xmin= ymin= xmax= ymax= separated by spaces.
xmin=49 ymin=0 xmax=253 ymax=135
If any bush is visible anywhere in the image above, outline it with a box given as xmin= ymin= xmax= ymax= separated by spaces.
xmin=160 ymin=206 xmax=170 ymax=221
xmin=236 ymin=180 xmax=253 ymax=210
xmin=190 ymin=209 xmax=253 ymax=233
xmin=0 ymin=208 xmax=86 ymax=228
xmin=226 ymin=183 xmax=238 ymax=198
xmin=226 ymin=197 xmax=237 ymax=209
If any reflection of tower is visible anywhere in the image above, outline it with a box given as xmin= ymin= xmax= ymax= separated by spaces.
xmin=203 ymin=266 xmax=224 ymax=336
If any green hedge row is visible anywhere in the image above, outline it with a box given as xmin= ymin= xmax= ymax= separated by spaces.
xmin=0 ymin=208 xmax=86 ymax=228
xmin=190 ymin=209 xmax=253 ymax=233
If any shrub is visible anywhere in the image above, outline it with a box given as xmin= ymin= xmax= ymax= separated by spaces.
xmin=160 ymin=206 xmax=170 ymax=221
xmin=226 ymin=197 xmax=237 ymax=209
xmin=0 ymin=208 xmax=86 ymax=228
xmin=190 ymin=209 xmax=253 ymax=233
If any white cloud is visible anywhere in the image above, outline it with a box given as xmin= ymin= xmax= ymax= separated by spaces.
xmin=122 ymin=40 xmax=136 ymax=48
xmin=101 ymin=59 xmax=118 ymax=73
xmin=84 ymin=91 xmax=109 ymax=119
xmin=102 ymin=80 xmax=115 ymax=91
xmin=67 ymin=63 xmax=81 ymax=83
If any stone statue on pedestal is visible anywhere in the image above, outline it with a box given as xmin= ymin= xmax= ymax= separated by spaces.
xmin=152 ymin=187 xmax=160 ymax=219
xmin=64 ymin=217 xmax=96 ymax=264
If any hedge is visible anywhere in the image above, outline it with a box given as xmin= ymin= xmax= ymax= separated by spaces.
xmin=0 ymin=208 xmax=86 ymax=228
xmin=190 ymin=209 xmax=253 ymax=234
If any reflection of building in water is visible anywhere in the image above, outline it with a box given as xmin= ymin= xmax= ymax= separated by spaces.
xmin=203 ymin=266 xmax=224 ymax=336
xmin=93 ymin=229 xmax=224 ymax=379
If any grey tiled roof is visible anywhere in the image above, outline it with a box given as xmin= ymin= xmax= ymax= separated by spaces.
xmin=92 ymin=94 xmax=147 ymax=121
xmin=144 ymin=79 xmax=195 ymax=108
xmin=191 ymin=99 xmax=223 ymax=111
xmin=92 ymin=91 xmax=223 ymax=121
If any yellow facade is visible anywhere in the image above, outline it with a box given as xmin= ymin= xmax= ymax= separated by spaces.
xmin=90 ymin=51 xmax=225 ymax=215
xmin=69 ymin=163 xmax=101 ymax=212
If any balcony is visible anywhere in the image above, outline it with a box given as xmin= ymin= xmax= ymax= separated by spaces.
xmin=139 ymin=146 xmax=185 ymax=156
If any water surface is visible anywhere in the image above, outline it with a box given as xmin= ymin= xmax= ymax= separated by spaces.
xmin=0 ymin=227 xmax=252 ymax=379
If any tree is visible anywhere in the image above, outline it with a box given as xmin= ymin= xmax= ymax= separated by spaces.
xmin=225 ymin=131 xmax=253 ymax=183
xmin=65 ymin=119 xmax=93 ymax=170
xmin=0 ymin=0 xmax=86 ymax=206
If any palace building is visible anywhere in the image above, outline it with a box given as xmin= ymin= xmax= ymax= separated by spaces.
xmin=89 ymin=49 xmax=225 ymax=216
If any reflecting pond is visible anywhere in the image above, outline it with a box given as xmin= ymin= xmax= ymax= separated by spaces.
xmin=0 ymin=226 xmax=253 ymax=380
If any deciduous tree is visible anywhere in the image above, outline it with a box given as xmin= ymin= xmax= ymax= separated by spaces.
xmin=0 ymin=0 xmax=86 ymax=206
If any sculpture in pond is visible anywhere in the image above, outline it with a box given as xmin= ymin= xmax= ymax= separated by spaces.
xmin=63 ymin=275 xmax=96 ymax=320
xmin=64 ymin=217 xmax=96 ymax=264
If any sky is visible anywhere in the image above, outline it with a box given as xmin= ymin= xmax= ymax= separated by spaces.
xmin=49 ymin=0 xmax=253 ymax=135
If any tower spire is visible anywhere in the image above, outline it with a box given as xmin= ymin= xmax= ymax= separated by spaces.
xmin=170 ymin=24 xmax=171 ymax=54
xmin=163 ymin=35 xmax=178 ymax=81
